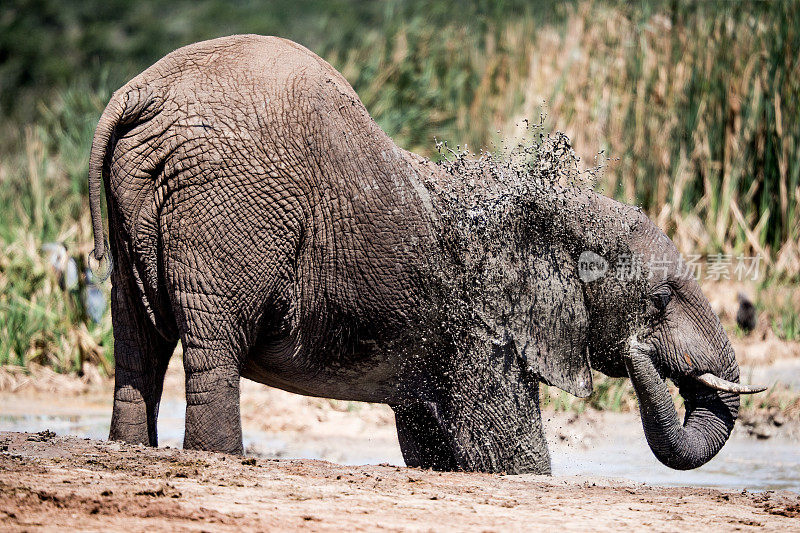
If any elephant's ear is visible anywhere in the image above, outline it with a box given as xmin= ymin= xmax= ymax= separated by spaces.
xmin=480 ymin=242 xmax=593 ymax=398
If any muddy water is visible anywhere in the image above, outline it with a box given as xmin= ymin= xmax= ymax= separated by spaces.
xmin=546 ymin=414 xmax=800 ymax=492
xmin=542 ymin=357 xmax=800 ymax=493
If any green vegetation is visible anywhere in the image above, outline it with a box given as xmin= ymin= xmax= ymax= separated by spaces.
xmin=1 ymin=1 xmax=798 ymax=383
xmin=542 ymin=375 xmax=637 ymax=414
xmin=757 ymin=283 xmax=800 ymax=341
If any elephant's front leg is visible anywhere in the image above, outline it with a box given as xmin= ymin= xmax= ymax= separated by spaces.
xmin=393 ymin=401 xmax=459 ymax=471
xmin=182 ymin=344 xmax=244 ymax=455
xmin=444 ymin=382 xmax=550 ymax=474
xmin=435 ymin=345 xmax=551 ymax=475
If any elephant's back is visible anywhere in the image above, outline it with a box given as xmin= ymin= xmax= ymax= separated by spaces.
xmin=121 ymin=34 xmax=388 ymax=185
xmin=140 ymin=34 xmax=334 ymax=85
xmin=107 ymin=36 xmax=440 ymax=367
xmin=132 ymin=34 xmax=365 ymax=123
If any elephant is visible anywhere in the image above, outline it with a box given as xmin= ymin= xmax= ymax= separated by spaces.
xmin=88 ymin=35 xmax=764 ymax=474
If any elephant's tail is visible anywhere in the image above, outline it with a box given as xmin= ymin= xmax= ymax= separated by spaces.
xmin=87 ymin=91 xmax=125 ymax=279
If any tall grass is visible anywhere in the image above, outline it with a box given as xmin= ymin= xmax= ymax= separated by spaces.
xmin=1 ymin=0 xmax=798 ymax=375
xmin=0 ymin=85 xmax=114 ymax=371
xmin=336 ymin=1 xmax=800 ymax=275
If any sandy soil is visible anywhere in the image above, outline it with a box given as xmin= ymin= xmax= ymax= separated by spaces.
xmin=1 ymin=431 xmax=798 ymax=532
xmin=1 ymin=367 xmax=800 ymax=532
xmin=2 ymin=278 xmax=799 ymax=531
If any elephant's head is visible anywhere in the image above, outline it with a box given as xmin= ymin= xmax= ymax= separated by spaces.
xmin=562 ymin=192 xmax=765 ymax=470
xmin=429 ymin=149 xmax=763 ymax=471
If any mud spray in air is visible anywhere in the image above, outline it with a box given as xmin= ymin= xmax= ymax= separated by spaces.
xmin=414 ymin=123 xmax=625 ymax=395
xmin=403 ymin=122 xmax=800 ymax=489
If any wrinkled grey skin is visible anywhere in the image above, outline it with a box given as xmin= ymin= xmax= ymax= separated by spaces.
xmin=89 ymin=35 xmax=741 ymax=473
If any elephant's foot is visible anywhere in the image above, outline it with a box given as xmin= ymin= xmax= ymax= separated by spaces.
xmin=183 ymin=364 xmax=243 ymax=454
xmin=109 ymin=366 xmax=172 ymax=447
xmin=109 ymin=385 xmax=154 ymax=446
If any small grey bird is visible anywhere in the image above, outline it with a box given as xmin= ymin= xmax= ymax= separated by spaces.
xmin=83 ymin=268 xmax=107 ymax=324
xmin=736 ymin=292 xmax=757 ymax=333
xmin=42 ymin=242 xmax=79 ymax=291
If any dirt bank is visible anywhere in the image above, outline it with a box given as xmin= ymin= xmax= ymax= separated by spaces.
xmin=1 ymin=431 xmax=798 ymax=532
xmin=3 ymin=352 xmax=800 ymax=491
xmin=2 ymin=304 xmax=800 ymax=530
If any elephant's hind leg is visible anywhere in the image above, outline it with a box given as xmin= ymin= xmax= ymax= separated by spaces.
xmin=109 ymin=248 xmax=178 ymax=447
xmin=164 ymin=188 xmax=300 ymax=455
xmin=173 ymin=289 xmax=255 ymax=455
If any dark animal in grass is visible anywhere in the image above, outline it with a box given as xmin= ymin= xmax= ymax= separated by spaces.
xmin=736 ymin=293 xmax=757 ymax=334
xmin=88 ymin=35 xmax=765 ymax=474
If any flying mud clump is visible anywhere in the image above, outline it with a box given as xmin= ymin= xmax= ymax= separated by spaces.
xmin=413 ymin=125 xmax=633 ymax=390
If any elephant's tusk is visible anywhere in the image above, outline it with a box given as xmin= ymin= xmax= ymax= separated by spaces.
xmin=693 ymin=373 xmax=767 ymax=394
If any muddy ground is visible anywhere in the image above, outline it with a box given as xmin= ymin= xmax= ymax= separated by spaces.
xmin=1 ymin=431 xmax=799 ymax=532
xmin=2 ymin=361 xmax=800 ymax=532
xmin=2 ymin=280 xmax=800 ymax=530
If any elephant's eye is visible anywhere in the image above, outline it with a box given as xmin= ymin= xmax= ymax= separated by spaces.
xmin=650 ymin=289 xmax=672 ymax=312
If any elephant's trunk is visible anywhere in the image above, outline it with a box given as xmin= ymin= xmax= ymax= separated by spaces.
xmin=625 ymin=338 xmax=739 ymax=470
